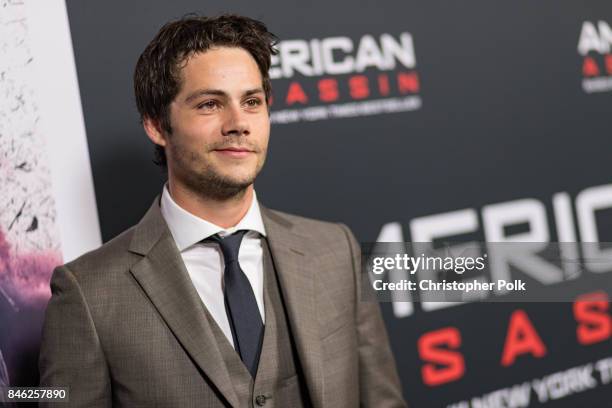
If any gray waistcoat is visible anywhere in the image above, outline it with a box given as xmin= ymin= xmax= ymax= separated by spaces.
xmin=203 ymin=238 xmax=310 ymax=408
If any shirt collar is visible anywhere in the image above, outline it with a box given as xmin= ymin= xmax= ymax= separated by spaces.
xmin=160 ymin=183 xmax=267 ymax=252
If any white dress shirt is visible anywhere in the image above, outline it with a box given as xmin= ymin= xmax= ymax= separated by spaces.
xmin=160 ymin=184 xmax=267 ymax=347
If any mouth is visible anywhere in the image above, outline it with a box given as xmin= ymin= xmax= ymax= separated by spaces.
xmin=213 ymin=147 xmax=254 ymax=158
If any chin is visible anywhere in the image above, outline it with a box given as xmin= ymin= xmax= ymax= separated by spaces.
xmin=216 ymin=169 xmax=258 ymax=185
xmin=223 ymin=176 xmax=256 ymax=189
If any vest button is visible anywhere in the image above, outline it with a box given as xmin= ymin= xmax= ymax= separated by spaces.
xmin=255 ymin=394 xmax=267 ymax=406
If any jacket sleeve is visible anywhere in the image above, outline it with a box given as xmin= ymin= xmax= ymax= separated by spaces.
xmin=38 ymin=265 xmax=112 ymax=408
xmin=338 ymin=223 xmax=408 ymax=408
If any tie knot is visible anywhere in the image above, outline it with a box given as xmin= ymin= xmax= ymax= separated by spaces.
xmin=205 ymin=230 xmax=247 ymax=264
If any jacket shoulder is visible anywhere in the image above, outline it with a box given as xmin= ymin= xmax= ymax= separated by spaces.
xmin=266 ymin=208 xmax=339 ymax=230
xmin=62 ymin=225 xmax=138 ymax=279
xmin=264 ymin=207 xmax=356 ymax=246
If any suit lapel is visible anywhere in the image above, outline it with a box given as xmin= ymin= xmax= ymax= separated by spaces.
xmin=261 ymin=206 xmax=324 ymax=408
xmin=128 ymin=198 xmax=240 ymax=408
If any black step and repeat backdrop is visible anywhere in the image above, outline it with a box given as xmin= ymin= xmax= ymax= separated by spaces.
xmin=63 ymin=1 xmax=612 ymax=406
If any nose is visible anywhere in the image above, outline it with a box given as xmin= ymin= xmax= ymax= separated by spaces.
xmin=221 ymin=104 xmax=249 ymax=137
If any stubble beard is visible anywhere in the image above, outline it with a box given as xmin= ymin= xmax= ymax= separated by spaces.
xmin=171 ymin=143 xmax=265 ymax=201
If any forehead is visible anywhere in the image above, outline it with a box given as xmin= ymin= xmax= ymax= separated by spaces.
xmin=178 ymin=47 xmax=262 ymax=89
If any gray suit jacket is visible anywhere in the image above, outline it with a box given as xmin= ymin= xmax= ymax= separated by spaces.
xmin=39 ymin=198 xmax=406 ymax=407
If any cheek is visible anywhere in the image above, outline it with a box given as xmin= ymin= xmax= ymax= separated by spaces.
xmin=174 ymin=119 xmax=219 ymax=146
xmin=252 ymin=114 xmax=271 ymax=138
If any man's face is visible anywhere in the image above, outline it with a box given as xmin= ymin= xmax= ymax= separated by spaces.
xmin=164 ymin=46 xmax=270 ymax=200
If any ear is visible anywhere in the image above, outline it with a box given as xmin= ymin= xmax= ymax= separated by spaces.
xmin=142 ymin=117 xmax=167 ymax=148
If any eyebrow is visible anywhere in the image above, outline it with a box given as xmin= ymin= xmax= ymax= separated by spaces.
xmin=184 ymin=88 xmax=265 ymax=103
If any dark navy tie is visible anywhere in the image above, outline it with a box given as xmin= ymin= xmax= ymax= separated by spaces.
xmin=206 ymin=230 xmax=264 ymax=378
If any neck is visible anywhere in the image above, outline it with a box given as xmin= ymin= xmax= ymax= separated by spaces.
xmin=167 ymin=180 xmax=254 ymax=229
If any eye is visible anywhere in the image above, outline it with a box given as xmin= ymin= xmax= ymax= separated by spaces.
xmin=196 ymin=100 xmax=220 ymax=111
xmin=244 ymin=98 xmax=263 ymax=108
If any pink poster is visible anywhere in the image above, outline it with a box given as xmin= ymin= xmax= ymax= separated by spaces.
xmin=0 ymin=0 xmax=100 ymax=390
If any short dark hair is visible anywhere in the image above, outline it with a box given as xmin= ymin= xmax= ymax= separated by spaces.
xmin=133 ymin=14 xmax=278 ymax=167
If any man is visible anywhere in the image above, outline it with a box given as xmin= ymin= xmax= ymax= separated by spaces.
xmin=39 ymin=14 xmax=406 ymax=407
